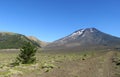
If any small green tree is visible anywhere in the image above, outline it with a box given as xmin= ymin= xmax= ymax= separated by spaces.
xmin=16 ymin=42 xmax=37 ymax=64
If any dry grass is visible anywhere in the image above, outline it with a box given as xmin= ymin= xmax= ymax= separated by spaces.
xmin=0 ymin=49 xmax=119 ymax=77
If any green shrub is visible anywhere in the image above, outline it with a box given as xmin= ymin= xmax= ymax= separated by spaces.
xmin=15 ymin=42 xmax=37 ymax=64
xmin=112 ymin=57 xmax=120 ymax=65
xmin=41 ymin=63 xmax=56 ymax=72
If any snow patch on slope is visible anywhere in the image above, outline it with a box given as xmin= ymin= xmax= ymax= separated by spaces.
xmin=70 ymin=29 xmax=85 ymax=37
xmin=90 ymin=28 xmax=94 ymax=32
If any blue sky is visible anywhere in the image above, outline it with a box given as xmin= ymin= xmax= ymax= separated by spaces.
xmin=0 ymin=0 xmax=120 ymax=42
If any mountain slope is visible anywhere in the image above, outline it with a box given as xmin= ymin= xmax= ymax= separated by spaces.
xmin=44 ymin=28 xmax=120 ymax=51
xmin=0 ymin=32 xmax=40 ymax=49
xmin=27 ymin=36 xmax=48 ymax=47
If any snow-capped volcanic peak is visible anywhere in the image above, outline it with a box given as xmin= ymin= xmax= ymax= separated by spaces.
xmin=70 ymin=29 xmax=85 ymax=37
xmin=69 ymin=28 xmax=96 ymax=38
xmin=58 ymin=28 xmax=98 ymax=41
xmin=90 ymin=28 xmax=94 ymax=32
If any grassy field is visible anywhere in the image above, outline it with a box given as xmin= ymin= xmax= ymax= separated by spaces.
xmin=0 ymin=49 xmax=119 ymax=77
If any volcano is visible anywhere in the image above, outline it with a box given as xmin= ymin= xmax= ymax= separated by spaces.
xmin=44 ymin=28 xmax=120 ymax=51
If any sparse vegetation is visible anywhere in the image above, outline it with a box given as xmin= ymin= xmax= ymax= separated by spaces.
xmin=0 ymin=49 xmax=97 ymax=77
xmin=0 ymin=49 xmax=119 ymax=77
xmin=112 ymin=52 xmax=120 ymax=77
xmin=113 ymin=57 xmax=120 ymax=65
xmin=41 ymin=63 xmax=56 ymax=72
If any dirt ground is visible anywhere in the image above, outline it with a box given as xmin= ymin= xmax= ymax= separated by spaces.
xmin=39 ymin=51 xmax=116 ymax=77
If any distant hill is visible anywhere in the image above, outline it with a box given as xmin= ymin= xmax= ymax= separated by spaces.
xmin=0 ymin=32 xmax=41 ymax=49
xmin=27 ymin=36 xmax=49 ymax=47
xmin=44 ymin=28 xmax=120 ymax=51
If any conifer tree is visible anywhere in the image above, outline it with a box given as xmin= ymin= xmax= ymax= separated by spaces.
xmin=16 ymin=42 xmax=37 ymax=64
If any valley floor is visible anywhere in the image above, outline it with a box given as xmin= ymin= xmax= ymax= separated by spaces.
xmin=0 ymin=50 xmax=120 ymax=77
xmin=40 ymin=51 xmax=116 ymax=77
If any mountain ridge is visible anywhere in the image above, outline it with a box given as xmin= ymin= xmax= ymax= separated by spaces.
xmin=0 ymin=32 xmax=46 ymax=49
xmin=27 ymin=36 xmax=49 ymax=47
xmin=44 ymin=28 xmax=120 ymax=51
